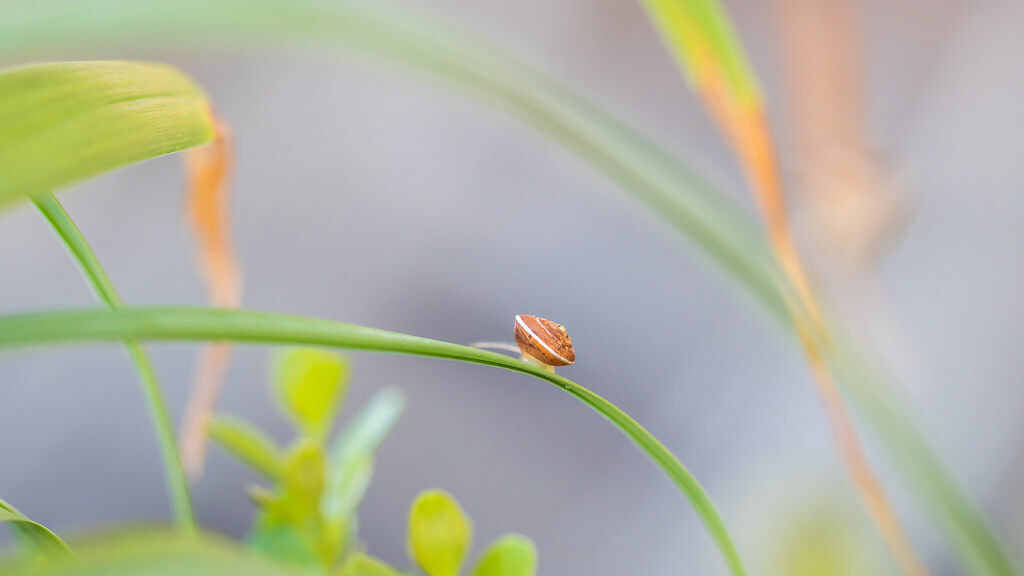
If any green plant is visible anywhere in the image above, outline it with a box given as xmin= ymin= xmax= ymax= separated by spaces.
xmin=209 ymin=347 xmax=405 ymax=570
xmin=0 ymin=1 xmax=1016 ymax=575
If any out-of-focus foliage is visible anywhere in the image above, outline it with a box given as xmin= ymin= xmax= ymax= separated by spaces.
xmin=772 ymin=497 xmax=883 ymax=576
xmin=209 ymin=347 xmax=404 ymax=571
xmin=207 ymin=416 xmax=284 ymax=479
xmin=206 ymin=348 xmax=536 ymax=576
xmin=406 ymin=491 xmax=537 ymax=576
xmin=0 ymin=61 xmax=214 ymax=209
xmin=5 ymin=531 xmax=307 ymax=576
xmin=408 ymin=491 xmax=472 ymax=576
xmin=273 ymin=349 xmax=350 ymax=442
xmin=338 ymin=553 xmax=403 ymax=576
xmin=471 ymin=535 xmax=538 ymax=576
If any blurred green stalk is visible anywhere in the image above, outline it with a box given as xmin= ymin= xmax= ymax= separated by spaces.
xmin=32 ymin=193 xmax=196 ymax=535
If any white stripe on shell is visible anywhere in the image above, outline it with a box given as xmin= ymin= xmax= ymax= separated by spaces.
xmin=515 ymin=315 xmax=572 ymax=365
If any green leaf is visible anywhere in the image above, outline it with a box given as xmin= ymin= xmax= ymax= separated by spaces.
xmin=324 ymin=453 xmax=374 ymax=527
xmin=324 ymin=389 xmax=405 ymax=523
xmin=11 ymin=531 xmax=306 ymax=576
xmin=208 ymin=415 xmax=284 ymax=479
xmin=0 ymin=306 xmax=746 ymax=575
xmin=407 ymin=490 xmax=472 ymax=576
xmin=246 ymin=521 xmax=321 ymax=570
xmin=281 ymin=440 xmax=326 ymax=512
xmin=273 ymin=348 xmax=350 ymax=441
xmin=338 ymin=554 xmax=401 ymax=576
xmin=471 ymin=535 xmax=537 ymax=576
xmin=0 ymin=497 xmax=72 ymax=559
xmin=0 ymin=61 xmax=214 ymax=209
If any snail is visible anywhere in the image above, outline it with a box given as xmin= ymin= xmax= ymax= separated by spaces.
xmin=473 ymin=315 xmax=575 ymax=372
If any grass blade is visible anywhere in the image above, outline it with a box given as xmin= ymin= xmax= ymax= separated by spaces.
xmin=32 ymin=193 xmax=196 ymax=533
xmin=0 ymin=306 xmax=748 ymax=576
xmin=0 ymin=61 xmax=214 ymax=208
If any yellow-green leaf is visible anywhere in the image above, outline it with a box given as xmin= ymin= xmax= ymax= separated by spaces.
xmin=471 ymin=535 xmax=537 ymax=576
xmin=408 ymin=490 xmax=472 ymax=576
xmin=0 ymin=60 xmax=214 ymax=209
xmin=281 ymin=440 xmax=326 ymax=513
xmin=12 ymin=531 xmax=305 ymax=576
xmin=272 ymin=347 xmax=350 ymax=441
xmin=338 ymin=554 xmax=401 ymax=576
xmin=208 ymin=415 xmax=284 ymax=479
xmin=325 ymin=388 xmax=405 ymax=524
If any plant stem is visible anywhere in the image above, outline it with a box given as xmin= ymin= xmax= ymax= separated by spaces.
xmin=32 ymin=194 xmax=196 ymax=535
xmin=0 ymin=305 xmax=746 ymax=576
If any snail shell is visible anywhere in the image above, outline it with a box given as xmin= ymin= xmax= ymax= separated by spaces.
xmin=514 ymin=314 xmax=575 ymax=366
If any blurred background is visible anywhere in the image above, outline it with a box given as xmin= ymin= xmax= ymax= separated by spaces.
xmin=1 ymin=0 xmax=1023 ymax=574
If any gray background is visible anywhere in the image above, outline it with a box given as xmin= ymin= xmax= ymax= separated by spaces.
xmin=2 ymin=1 xmax=1023 ymax=574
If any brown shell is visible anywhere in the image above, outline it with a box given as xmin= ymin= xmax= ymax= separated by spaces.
xmin=513 ymin=314 xmax=575 ymax=366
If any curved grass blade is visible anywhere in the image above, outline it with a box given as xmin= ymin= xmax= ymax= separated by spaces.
xmin=207 ymin=415 xmax=284 ymax=480
xmin=0 ymin=306 xmax=747 ymax=576
xmin=0 ymin=497 xmax=72 ymax=559
xmin=0 ymin=61 xmax=214 ymax=208
xmin=0 ymin=3 xmax=1012 ymax=573
xmin=31 ymin=193 xmax=196 ymax=534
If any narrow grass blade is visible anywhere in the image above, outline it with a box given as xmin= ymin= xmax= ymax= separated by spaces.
xmin=0 ymin=497 xmax=72 ymax=558
xmin=32 ymin=193 xmax=196 ymax=533
xmin=208 ymin=415 xmax=284 ymax=480
xmin=0 ymin=61 xmax=214 ymax=208
xmin=0 ymin=306 xmax=748 ymax=576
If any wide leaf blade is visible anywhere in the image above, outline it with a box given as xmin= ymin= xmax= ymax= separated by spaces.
xmin=0 ymin=60 xmax=214 ymax=208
